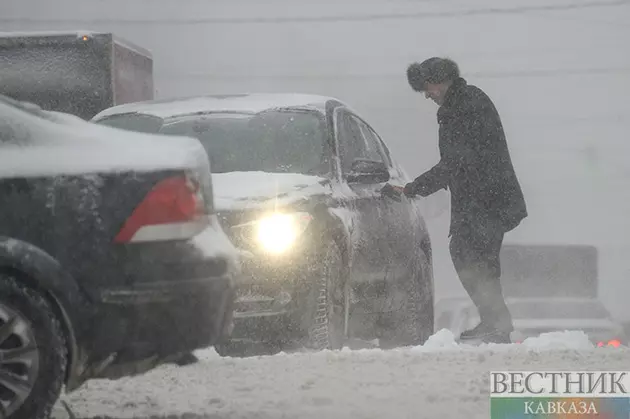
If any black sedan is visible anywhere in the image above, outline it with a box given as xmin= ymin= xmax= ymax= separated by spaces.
xmin=0 ymin=96 xmax=238 ymax=418
xmin=92 ymin=93 xmax=435 ymax=355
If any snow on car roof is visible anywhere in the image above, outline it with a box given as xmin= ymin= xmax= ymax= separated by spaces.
xmin=92 ymin=93 xmax=338 ymax=120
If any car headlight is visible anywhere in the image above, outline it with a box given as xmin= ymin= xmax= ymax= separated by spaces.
xmin=232 ymin=212 xmax=313 ymax=254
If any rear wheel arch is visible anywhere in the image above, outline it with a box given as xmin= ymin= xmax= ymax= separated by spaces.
xmin=0 ymin=273 xmax=68 ymax=418
xmin=0 ymin=239 xmax=84 ymax=389
xmin=0 ymin=266 xmax=76 ymax=384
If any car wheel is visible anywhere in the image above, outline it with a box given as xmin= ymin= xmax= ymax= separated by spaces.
xmin=0 ymin=275 xmax=67 ymax=419
xmin=381 ymin=251 xmax=434 ymax=348
xmin=303 ymin=240 xmax=347 ymax=351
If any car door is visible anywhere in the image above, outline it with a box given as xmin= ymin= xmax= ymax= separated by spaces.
xmin=353 ymin=117 xmax=424 ymax=283
xmin=333 ymin=107 xmax=393 ymax=287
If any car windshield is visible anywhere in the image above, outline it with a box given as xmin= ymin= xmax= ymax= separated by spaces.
xmin=96 ymin=110 xmax=329 ymax=175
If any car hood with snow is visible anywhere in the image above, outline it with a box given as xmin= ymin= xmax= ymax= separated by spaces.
xmin=211 ymin=171 xmax=332 ymax=212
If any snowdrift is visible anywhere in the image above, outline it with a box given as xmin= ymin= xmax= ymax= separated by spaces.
xmin=54 ymin=330 xmax=629 ymax=419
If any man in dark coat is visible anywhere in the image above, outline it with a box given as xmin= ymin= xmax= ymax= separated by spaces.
xmin=404 ymin=57 xmax=527 ymax=343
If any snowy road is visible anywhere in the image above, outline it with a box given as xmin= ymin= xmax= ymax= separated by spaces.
xmin=53 ymin=330 xmax=630 ymax=419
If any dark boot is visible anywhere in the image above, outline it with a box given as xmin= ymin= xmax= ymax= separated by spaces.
xmin=173 ymin=352 xmax=199 ymax=366
xmin=459 ymin=322 xmax=500 ymax=340
xmin=460 ymin=323 xmax=511 ymax=344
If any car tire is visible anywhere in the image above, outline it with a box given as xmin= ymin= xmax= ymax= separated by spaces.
xmin=0 ymin=274 xmax=67 ymax=419
xmin=302 ymin=240 xmax=347 ymax=351
xmin=381 ymin=251 xmax=434 ymax=348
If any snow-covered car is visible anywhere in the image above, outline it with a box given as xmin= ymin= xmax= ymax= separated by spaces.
xmin=91 ymin=93 xmax=435 ymax=355
xmin=436 ymin=296 xmax=626 ymax=346
xmin=0 ymin=95 xmax=238 ymax=418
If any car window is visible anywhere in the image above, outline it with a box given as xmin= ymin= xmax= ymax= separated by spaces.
xmin=337 ymin=111 xmax=369 ymax=174
xmin=336 ymin=111 xmax=389 ymax=175
xmin=164 ymin=110 xmax=329 ymax=175
xmin=356 ymin=119 xmax=390 ymax=166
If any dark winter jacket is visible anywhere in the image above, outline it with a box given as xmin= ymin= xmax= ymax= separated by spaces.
xmin=406 ymin=77 xmax=527 ymax=235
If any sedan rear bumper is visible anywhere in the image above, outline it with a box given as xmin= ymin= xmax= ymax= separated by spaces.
xmin=86 ymin=274 xmax=235 ymax=377
xmin=97 ymin=276 xmax=234 ymax=305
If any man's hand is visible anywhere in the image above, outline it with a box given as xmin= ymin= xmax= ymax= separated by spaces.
xmin=380 ymin=183 xmax=404 ymax=201
xmin=403 ymin=182 xmax=417 ymax=197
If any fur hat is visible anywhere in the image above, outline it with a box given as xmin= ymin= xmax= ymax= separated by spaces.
xmin=407 ymin=57 xmax=460 ymax=91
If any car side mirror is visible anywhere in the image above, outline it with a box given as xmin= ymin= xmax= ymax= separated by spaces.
xmin=346 ymin=158 xmax=391 ymax=184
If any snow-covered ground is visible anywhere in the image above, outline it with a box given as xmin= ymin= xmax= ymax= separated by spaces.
xmin=53 ymin=330 xmax=630 ymax=419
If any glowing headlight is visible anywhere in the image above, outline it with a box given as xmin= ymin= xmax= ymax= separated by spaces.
xmin=233 ymin=212 xmax=313 ymax=254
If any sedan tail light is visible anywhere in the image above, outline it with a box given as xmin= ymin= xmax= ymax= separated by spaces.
xmin=115 ymin=174 xmax=208 ymax=243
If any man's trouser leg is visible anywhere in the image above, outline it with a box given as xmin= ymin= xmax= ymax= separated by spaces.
xmin=449 ymin=224 xmax=513 ymax=334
